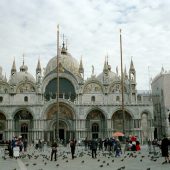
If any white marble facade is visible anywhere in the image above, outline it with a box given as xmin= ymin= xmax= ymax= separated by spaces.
xmin=0 ymin=44 xmax=154 ymax=143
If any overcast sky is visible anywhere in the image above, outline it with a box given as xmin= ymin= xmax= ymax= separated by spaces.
xmin=0 ymin=0 xmax=170 ymax=90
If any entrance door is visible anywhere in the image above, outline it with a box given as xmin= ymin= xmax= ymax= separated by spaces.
xmin=59 ymin=129 xmax=64 ymax=140
xmin=0 ymin=133 xmax=2 ymax=140
xmin=92 ymin=133 xmax=98 ymax=139
xmin=92 ymin=123 xmax=99 ymax=139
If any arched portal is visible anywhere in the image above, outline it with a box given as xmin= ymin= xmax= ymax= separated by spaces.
xmin=14 ymin=110 xmax=33 ymax=141
xmin=111 ymin=110 xmax=132 ymax=134
xmin=45 ymin=103 xmax=75 ymax=143
xmin=86 ymin=110 xmax=106 ymax=139
xmin=0 ymin=112 xmax=6 ymax=141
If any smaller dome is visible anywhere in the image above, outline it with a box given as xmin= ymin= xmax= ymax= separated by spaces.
xmin=97 ymin=70 xmax=120 ymax=83
xmin=9 ymin=72 xmax=35 ymax=85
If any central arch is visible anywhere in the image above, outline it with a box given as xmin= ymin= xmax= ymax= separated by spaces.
xmin=45 ymin=102 xmax=75 ymax=142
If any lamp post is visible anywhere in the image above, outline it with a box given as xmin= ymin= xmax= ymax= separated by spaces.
xmin=120 ymin=29 xmax=125 ymax=135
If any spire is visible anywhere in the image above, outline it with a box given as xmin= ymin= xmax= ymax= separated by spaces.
xmin=22 ymin=53 xmax=25 ymax=65
xmin=103 ymin=56 xmax=108 ymax=73
xmin=79 ymin=56 xmax=84 ymax=73
xmin=161 ymin=65 xmax=164 ymax=73
xmin=11 ymin=58 xmax=17 ymax=75
xmin=124 ymin=66 xmax=128 ymax=79
xmin=61 ymin=34 xmax=67 ymax=54
xmin=20 ymin=54 xmax=28 ymax=72
xmin=130 ymin=57 xmax=135 ymax=70
xmin=36 ymin=58 xmax=41 ymax=74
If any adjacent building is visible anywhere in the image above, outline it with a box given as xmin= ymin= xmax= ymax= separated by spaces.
xmin=151 ymin=68 xmax=170 ymax=139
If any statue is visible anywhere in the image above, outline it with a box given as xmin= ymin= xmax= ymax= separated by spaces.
xmin=92 ymin=65 xmax=94 ymax=75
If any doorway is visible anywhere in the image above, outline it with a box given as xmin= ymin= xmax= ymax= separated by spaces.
xmin=59 ymin=129 xmax=64 ymax=140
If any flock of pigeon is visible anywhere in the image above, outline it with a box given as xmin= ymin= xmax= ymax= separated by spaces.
xmin=1 ymin=146 xmax=168 ymax=170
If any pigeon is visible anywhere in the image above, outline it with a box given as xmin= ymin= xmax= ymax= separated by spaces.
xmin=107 ymin=163 xmax=109 ymax=166
xmin=25 ymin=163 xmax=29 ymax=166
xmin=81 ymin=160 xmax=85 ymax=163
xmin=32 ymin=163 xmax=37 ymax=166
xmin=112 ymin=159 xmax=114 ymax=162
xmin=146 ymin=168 xmax=150 ymax=170
xmin=99 ymin=165 xmax=103 ymax=167
xmin=121 ymin=166 xmax=125 ymax=169
xmin=56 ymin=164 xmax=59 ymax=167
xmin=97 ymin=159 xmax=100 ymax=162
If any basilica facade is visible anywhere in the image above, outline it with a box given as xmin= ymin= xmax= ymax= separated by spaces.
xmin=0 ymin=42 xmax=154 ymax=144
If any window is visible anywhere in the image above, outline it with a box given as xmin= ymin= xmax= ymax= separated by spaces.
xmin=92 ymin=123 xmax=99 ymax=132
xmin=0 ymin=96 xmax=3 ymax=102
xmin=134 ymin=119 xmax=140 ymax=128
xmin=91 ymin=96 xmax=95 ymax=102
xmin=137 ymin=95 xmax=141 ymax=101
xmin=24 ymin=96 xmax=28 ymax=102
xmin=21 ymin=123 xmax=28 ymax=132
xmin=116 ymin=96 xmax=120 ymax=101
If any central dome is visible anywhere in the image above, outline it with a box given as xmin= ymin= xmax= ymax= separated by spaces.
xmin=45 ymin=51 xmax=80 ymax=77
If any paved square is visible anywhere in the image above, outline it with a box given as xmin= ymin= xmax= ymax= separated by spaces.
xmin=0 ymin=145 xmax=170 ymax=170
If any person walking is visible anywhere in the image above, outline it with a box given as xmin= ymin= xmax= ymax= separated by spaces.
xmin=161 ymin=135 xmax=170 ymax=164
xmin=91 ymin=139 xmax=98 ymax=158
xmin=70 ymin=138 xmax=76 ymax=159
xmin=51 ymin=141 xmax=58 ymax=161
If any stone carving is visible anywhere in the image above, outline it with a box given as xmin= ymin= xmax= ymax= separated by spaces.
xmin=83 ymin=83 xmax=102 ymax=93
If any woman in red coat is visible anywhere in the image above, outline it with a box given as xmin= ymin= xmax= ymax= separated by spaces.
xmin=136 ymin=141 xmax=141 ymax=151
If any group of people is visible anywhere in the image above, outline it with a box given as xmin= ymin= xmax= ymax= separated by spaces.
xmin=6 ymin=136 xmax=28 ymax=158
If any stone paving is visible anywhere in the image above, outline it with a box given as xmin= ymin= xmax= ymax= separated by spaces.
xmin=0 ymin=145 xmax=170 ymax=170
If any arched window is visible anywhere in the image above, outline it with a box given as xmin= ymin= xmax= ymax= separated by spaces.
xmin=24 ymin=96 xmax=28 ymax=102
xmin=116 ymin=96 xmax=120 ymax=101
xmin=92 ymin=123 xmax=99 ymax=132
xmin=0 ymin=96 xmax=3 ymax=102
xmin=91 ymin=96 xmax=95 ymax=102
xmin=21 ymin=123 xmax=28 ymax=132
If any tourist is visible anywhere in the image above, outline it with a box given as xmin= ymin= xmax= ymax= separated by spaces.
xmin=161 ymin=135 xmax=170 ymax=164
xmin=91 ymin=139 xmax=97 ymax=158
xmin=51 ymin=141 xmax=58 ymax=161
xmin=70 ymin=138 xmax=76 ymax=159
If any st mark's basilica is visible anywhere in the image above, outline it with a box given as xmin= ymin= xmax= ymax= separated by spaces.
xmin=0 ymin=35 xmax=154 ymax=144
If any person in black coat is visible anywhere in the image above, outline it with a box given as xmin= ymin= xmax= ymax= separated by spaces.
xmin=70 ymin=138 xmax=76 ymax=159
xmin=91 ymin=139 xmax=98 ymax=158
xmin=161 ymin=135 xmax=170 ymax=164
xmin=51 ymin=141 xmax=58 ymax=161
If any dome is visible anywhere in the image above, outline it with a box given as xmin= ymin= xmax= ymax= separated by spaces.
xmin=45 ymin=52 xmax=80 ymax=77
xmin=97 ymin=70 xmax=120 ymax=83
xmin=9 ymin=71 xmax=35 ymax=85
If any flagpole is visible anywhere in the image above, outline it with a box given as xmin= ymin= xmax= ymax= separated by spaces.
xmin=56 ymin=25 xmax=60 ymax=142
xmin=120 ymin=29 xmax=125 ymax=135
